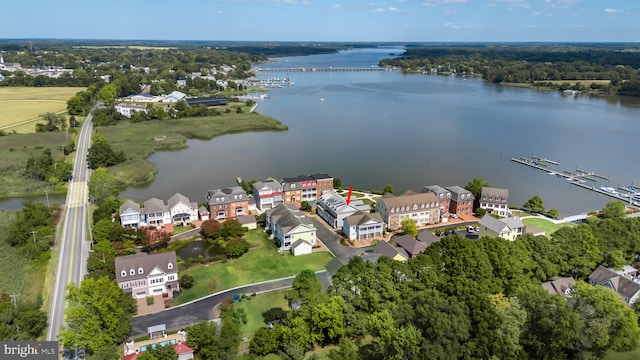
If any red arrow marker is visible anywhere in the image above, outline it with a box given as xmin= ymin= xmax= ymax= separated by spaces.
xmin=346 ymin=186 xmax=353 ymax=205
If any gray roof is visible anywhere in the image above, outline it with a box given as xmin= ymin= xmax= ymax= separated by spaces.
xmin=253 ymin=178 xmax=283 ymax=191
xmin=503 ymin=217 xmax=524 ymax=229
xmin=115 ymin=251 xmax=178 ymax=282
xmin=394 ymin=235 xmax=426 ymax=256
xmin=374 ymin=240 xmax=408 ymax=260
xmin=446 ymin=186 xmax=475 ymax=202
xmin=266 ymin=204 xmax=316 ymax=234
xmin=198 ymin=206 xmax=210 ymax=215
xmin=417 ymin=231 xmax=441 ymax=247
xmin=480 ymin=187 xmax=509 ymax=204
xmin=167 ymin=192 xmax=196 ymax=210
xmin=206 ymin=186 xmax=247 ymax=205
xmin=423 ymin=185 xmax=452 ymax=199
xmin=479 ymin=215 xmax=510 ymax=233
xmin=120 ymin=199 xmax=140 ymax=215
xmin=542 ymin=277 xmax=576 ymax=296
xmin=318 ymin=191 xmax=369 ymax=214
xmin=589 ymin=265 xmax=640 ymax=301
xmin=310 ymin=173 xmax=332 ymax=180
xmin=143 ymin=198 xmax=166 ymax=214
xmin=377 ymin=192 xmax=439 ymax=214
xmin=344 ymin=211 xmax=383 ymax=227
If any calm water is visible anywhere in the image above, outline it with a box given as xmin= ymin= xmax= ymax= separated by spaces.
xmin=84 ymin=48 xmax=640 ymax=215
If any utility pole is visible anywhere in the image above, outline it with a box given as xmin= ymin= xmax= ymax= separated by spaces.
xmin=30 ymin=230 xmax=37 ymax=245
xmin=9 ymin=294 xmax=20 ymax=307
xmin=45 ymin=189 xmax=50 ymax=208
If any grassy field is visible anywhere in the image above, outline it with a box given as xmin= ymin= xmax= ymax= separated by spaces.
xmin=234 ymin=289 xmax=289 ymax=355
xmin=98 ymin=111 xmax=288 ymax=187
xmin=0 ymin=210 xmax=46 ymax=303
xmin=522 ymin=217 xmax=575 ymax=235
xmin=0 ymin=87 xmax=84 ymax=133
xmin=171 ymin=229 xmax=332 ymax=305
xmin=0 ymin=131 xmax=71 ymax=198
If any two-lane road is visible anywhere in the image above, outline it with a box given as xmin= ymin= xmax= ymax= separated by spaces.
xmin=47 ymin=115 xmax=93 ymax=343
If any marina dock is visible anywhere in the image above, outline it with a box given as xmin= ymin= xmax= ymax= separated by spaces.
xmin=510 ymin=156 xmax=638 ymax=206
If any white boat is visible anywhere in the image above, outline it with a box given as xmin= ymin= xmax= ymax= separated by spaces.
xmin=600 ymin=187 xmax=617 ymax=194
xmin=548 ymin=172 xmax=556 ymax=175
xmin=563 ymin=89 xmax=578 ymax=96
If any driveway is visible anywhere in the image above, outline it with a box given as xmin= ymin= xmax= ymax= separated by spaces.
xmin=129 ymin=272 xmax=331 ymax=338
xmin=307 ymin=217 xmax=360 ymax=262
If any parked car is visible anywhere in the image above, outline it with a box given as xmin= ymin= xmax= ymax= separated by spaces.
xmin=467 ymin=226 xmax=475 ymax=233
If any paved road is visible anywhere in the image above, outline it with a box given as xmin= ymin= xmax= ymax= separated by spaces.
xmin=308 ymin=217 xmax=360 ymax=261
xmin=129 ymin=272 xmax=331 ymax=338
xmin=47 ymin=116 xmax=93 ymax=343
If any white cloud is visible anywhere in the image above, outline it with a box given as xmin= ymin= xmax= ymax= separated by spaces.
xmin=604 ymin=8 xmax=618 ymax=14
xmin=388 ymin=6 xmax=400 ymax=12
xmin=372 ymin=7 xmax=384 ymax=12
xmin=444 ymin=22 xmax=460 ymax=29
xmin=422 ymin=2 xmax=436 ymax=7
xmin=332 ymin=4 xmax=344 ymax=11
xmin=445 ymin=0 xmax=466 ymax=3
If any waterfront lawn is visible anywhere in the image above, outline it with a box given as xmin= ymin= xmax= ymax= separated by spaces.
xmin=0 ymin=131 xmax=70 ymax=198
xmin=0 ymin=211 xmax=46 ymax=303
xmin=522 ymin=217 xmax=575 ymax=235
xmin=172 ymin=229 xmax=332 ymax=305
xmin=97 ymin=112 xmax=288 ymax=188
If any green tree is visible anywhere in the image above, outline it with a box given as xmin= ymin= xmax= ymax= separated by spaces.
xmin=401 ymin=218 xmax=417 ymax=237
xmin=546 ymin=208 xmax=561 ymax=219
xmin=224 ymin=237 xmax=250 ymax=258
xmin=180 ymin=275 xmax=194 ymax=289
xmin=186 ymin=321 xmax=221 ymax=358
xmin=523 ymin=194 xmax=545 ymax=213
xmin=383 ymin=184 xmax=394 ymax=194
xmin=98 ymin=84 xmax=118 ymax=104
xmin=250 ymin=327 xmax=282 ymax=356
xmin=87 ymin=137 xmax=126 ymax=169
xmin=58 ymin=276 xmax=136 ymax=355
xmin=220 ymin=219 xmax=247 ymax=239
xmin=286 ymin=269 xmax=325 ymax=305
xmin=67 ymin=95 xmax=87 ymax=115
xmin=465 ymin=178 xmax=490 ymax=210
xmin=310 ymin=296 xmax=346 ymax=345
xmin=200 ymin=219 xmax=222 ymax=239
xmin=328 ymin=338 xmax=360 ymax=360
xmin=601 ymin=201 xmax=626 ymax=219
xmin=300 ymin=201 xmax=312 ymax=212
xmin=88 ymin=168 xmax=120 ymax=204
xmin=93 ymin=196 xmax=121 ymax=225
xmin=35 ymin=112 xmax=67 ymax=132
xmin=333 ymin=178 xmax=342 ymax=190
xmin=137 ymin=343 xmax=178 ymax=360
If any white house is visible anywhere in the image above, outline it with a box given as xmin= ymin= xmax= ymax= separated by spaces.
xmin=480 ymin=187 xmax=510 ymax=217
xmin=115 ymin=251 xmax=179 ymax=299
xmin=343 ymin=211 xmax=384 ymax=241
xmin=120 ymin=200 xmax=142 ymax=228
xmin=253 ymin=178 xmax=284 ymax=210
xmin=167 ymin=193 xmax=198 ymax=226
xmin=115 ymin=103 xmax=148 ymax=118
xmin=266 ymin=204 xmax=316 ymax=254
xmin=588 ymin=266 xmax=640 ymax=305
xmin=162 ymin=90 xmax=187 ymax=103
xmin=316 ymin=191 xmax=370 ymax=228
xmin=478 ymin=215 xmax=525 ymax=241
xmin=142 ymin=198 xmax=171 ymax=228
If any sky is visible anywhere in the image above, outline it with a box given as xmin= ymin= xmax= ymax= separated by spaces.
xmin=1 ymin=0 xmax=639 ymax=42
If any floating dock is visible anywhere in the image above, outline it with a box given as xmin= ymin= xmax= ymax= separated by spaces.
xmin=510 ymin=156 xmax=639 ymax=206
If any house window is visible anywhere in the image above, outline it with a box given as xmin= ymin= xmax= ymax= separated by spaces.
xmin=439 ymin=193 xmax=443 ymax=198
xmin=413 ymin=204 xmax=418 ymax=210
xmin=121 ymin=270 xmax=126 ymax=277
xmin=138 ymin=267 xmax=143 ymax=274
xmin=168 ymin=275 xmax=175 ymax=281
xmin=130 ymin=269 xmax=135 ymax=275
xmin=168 ymin=263 xmax=173 ymax=270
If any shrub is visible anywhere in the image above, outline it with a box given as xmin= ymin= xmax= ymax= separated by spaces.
xmin=180 ymin=274 xmax=195 ymax=289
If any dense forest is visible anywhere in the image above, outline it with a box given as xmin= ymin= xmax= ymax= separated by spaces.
xmin=379 ymin=44 xmax=640 ymax=96
xmin=248 ymin=210 xmax=640 ymax=359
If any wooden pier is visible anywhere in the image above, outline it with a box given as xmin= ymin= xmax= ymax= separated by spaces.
xmin=510 ymin=156 xmax=639 ymax=206
xmin=253 ymin=67 xmax=399 ymax=73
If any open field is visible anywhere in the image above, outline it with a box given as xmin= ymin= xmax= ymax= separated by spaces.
xmin=0 ymin=131 xmax=71 ymax=198
xmin=235 ymin=289 xmax=289 ymax=354
xmin=0 ymin=87 xmax=84 ymax=133
xmin=0 ymin=210 xmax=46 ymax=303
xmin=522 ymin=217 xmax=575 ymax=235
xmin=98 ymin=110 xmax=288 ymax=187
xmin=171 ymin=229 xmax=332 ymax=305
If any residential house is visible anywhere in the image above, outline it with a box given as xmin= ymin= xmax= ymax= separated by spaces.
xmin=316 ymin=191 xmax=370 ymax=228
xmin=417 ymin=230 xmax=441 ymax=248
xmin=291 ymin=239 xmax=313 ymax=256
xmin=115 ymin=251 xmax=179 ymax=298
xmin=0 ymin=73 xmax=4 ymax=81
xmin=253 ymin=178 xmax=284 ymax=210
xmin=375 ymin=192 xmax=440 ymax=229
xmin=394 ymin=235 xmax=426 ymax=258
xmin=237 ymin=215 xmax=257 ymax=230
xmin=423 ymin=185 xmax=452 ymax=221
xmin=343 ymin=211 xmax=384 ymax=241
xmin=542 ymin=277 xmax=576 ymax=297
xmin=115 ymin=103 xmax=147 ymax=118
xmin=205 ymin=186 xmax=249 ymax=220
xmin=198 ymin=206 xmax=210 ymax=221
xmin=142 ymin=198 xmax=171 ymax=228
xmin=174 ymin=342 xmax=194 ymax=360
xmin=446 ymin=186 xmax=475 ymax=217
xmin=478 ymin=215 xmax=525 ymax=241
xmin=480 ymin=187 xmax=510 ymax=217
xmin=373 ymin=240 xmax=408 ymax=262
xmin=120 ymin=200 xmax=142 ymax=228
xmin=588 ymin=265 xmax=640 ymax=305
xmin=282 ymin=175 xmax=316 ymax=204
xmin=265 ymin=204 xmax=316 ymax=254
xmin=167 ymin=193 xmax=198 ymax=226
xmin=311 ymin=173 xmax=334 ymax=197
xmin=176 ymin=77 xmax=187 ymax=87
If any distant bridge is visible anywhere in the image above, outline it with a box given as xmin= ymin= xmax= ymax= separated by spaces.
xmin=253 ymin=66 xmax=399 ymax=72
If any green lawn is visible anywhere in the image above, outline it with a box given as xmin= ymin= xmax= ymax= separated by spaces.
xmin=604 ymin=348 xmax=640 ymax=360
xmin=235 ymin=290 xmax=289 ymax=339
xmin=522 ymin=217 xmax=575 ymax=235
xmin=0 ymin=210 xmax=46 ymax=303
xmin=171 ymin=229 xmax=333 ymax=305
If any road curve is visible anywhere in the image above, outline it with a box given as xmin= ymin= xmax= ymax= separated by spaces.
xmin=47 ymin=116 xmax=92 ymax=342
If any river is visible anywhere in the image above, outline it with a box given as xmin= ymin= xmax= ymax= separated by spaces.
xmin=5 ymin=48 xmax=639 ymax=215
